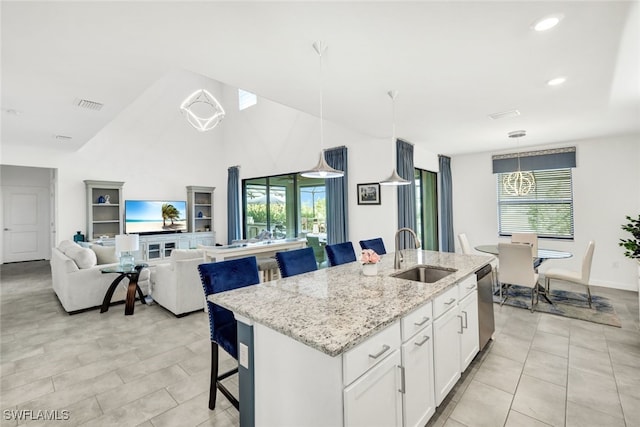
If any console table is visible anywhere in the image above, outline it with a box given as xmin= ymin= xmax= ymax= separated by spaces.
xmin=200 ymin=238 xmax=307 ymax=262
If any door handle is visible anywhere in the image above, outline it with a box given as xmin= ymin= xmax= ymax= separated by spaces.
xmin=414 ymin=335 xmax=430 ymax=346
xmin=457 ymin=315 xmax=464 ymax=334
xmin=398 ymin=365 xmax=406 ymax=393
xmin=444 ymin=298 xmax=456 ymax=305
xmin=462 ymin=310 xmax=468 ymax=329
xmin=414 ymin=316 xmax=430 ymax=326
xmin=368 ymin=344 xmax=390 ymax=359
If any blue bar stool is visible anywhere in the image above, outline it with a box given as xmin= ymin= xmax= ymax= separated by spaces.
xmin=198 ymin=256 xmax=261 ymax=410
xmin=275 ymin=247 xmax=318 ymax=278
xmin=359 ymin=238 xmax=387 ymax=255
xmin=325 ymin=241 xmax=357 ymax=266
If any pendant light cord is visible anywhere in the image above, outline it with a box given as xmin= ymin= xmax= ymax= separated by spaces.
xmin=319 ymin=44 xmax=324 ymax=152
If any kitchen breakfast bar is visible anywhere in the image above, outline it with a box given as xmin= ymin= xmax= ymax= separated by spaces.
xmin=210 ymin=250 xmax=494 ymax=427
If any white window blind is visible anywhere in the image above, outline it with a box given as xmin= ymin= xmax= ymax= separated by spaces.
xmin=497 ymin=168 xmax=574 ymax=239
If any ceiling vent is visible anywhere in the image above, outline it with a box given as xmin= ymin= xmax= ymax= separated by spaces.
xmin=54 ymin=134 xmax=72 ymax=141
xmin=74 ymin=98 xmax=104 ymax=111
xmin=488 ymin=109 xmax=520 ymax=120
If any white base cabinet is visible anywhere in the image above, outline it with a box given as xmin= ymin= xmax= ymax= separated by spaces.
xmin=401 ymin=324 xmax=435 ymax=427
xmin=433 ymin=305 xmax=462 ymax=405
xmin=460 ymin=291 xmax=479 ymax=371
xmin=433 ymin=274 xmax=479 ymax=406
xmin=246 ymin=275 xmax=480 ymax=427
xmin=344 ymin=349 xmax=403 ymax=427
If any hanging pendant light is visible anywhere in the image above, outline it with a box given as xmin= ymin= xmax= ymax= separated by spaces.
xmin=301 ymin=41 xmax=344 ymax=179
xmin=380 ymin=90 xmax=410 ymax=186
xmin=503 ymin=130 xmax=535 ymax=196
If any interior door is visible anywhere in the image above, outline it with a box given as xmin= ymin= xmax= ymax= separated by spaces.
xmin=2 ymin=186 xmax=50 ymax=262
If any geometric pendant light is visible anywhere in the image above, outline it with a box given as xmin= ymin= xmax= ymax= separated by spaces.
xmin=502 ymin=130 xmax=535 ymax=196
xmin=380 ymin=90 xmax=410 ymax=186
xmin=301 ymin=41 xmax=344 ymax=179
xmin=179 ymin=89 xmax=226 ymax=132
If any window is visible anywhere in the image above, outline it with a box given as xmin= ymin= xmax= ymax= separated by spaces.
xmin=497 ymin=168 xmax=574 ymax=239
xmin=243 ymin=174 xmax=325 ymax=240
xmin=238 ymin=89 xmax=257 ymax=110
xmin=415 ymin=168 xmax=439 ymax=250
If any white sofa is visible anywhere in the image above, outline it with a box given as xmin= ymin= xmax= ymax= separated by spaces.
xmin=150 ymin=249 xmax=206 ymax=317
xmin=50 ymin=240 xmax=150 ymax=314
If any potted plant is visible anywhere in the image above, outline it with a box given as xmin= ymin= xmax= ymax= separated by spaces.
xmin=619 ymin=214 xmax=640 ymax=261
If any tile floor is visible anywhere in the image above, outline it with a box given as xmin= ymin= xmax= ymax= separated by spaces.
xmin=1 ymin=260 xmax=639 ymax=427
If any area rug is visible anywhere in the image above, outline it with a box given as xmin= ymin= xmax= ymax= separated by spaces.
xmin=493 ymin=285 xmax=621 ymax=327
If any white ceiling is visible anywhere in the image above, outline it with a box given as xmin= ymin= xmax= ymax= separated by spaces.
xmin=2 ymin=1 xmax=639 ymax=156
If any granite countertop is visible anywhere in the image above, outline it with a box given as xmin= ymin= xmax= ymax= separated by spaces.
xmin=210 ymin=249 xmax=494 ymax=357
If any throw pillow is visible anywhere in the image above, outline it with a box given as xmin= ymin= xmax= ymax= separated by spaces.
xmin=91 ymin=244 xmax=118 ymax=265
xmin=65 ymin=245 xmax=97 ymax=269
xmin=58 ymin=240 xmax=79 ymax=255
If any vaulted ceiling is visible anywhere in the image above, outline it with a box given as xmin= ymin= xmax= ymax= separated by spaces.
xmin=2 ymin=1 xmax=638 ymax=156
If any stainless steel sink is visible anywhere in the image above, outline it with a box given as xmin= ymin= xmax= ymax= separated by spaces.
xmin=391 ymin=265 xmax=456 ymax=283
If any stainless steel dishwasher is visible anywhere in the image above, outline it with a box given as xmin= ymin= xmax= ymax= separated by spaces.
xmin=476 ymin=264 xmax=495 ymax=351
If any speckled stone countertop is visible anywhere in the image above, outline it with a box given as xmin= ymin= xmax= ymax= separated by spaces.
xmin=210 ymin=250 xmax=494 ymax=357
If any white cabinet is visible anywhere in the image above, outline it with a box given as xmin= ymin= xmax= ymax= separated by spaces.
xmin=134 ymin=232 xmax=214 ymax=262
xmin=344 ymin=349 xmax=403 ymax=427
xmin=84 ymin=180 xmax=124 ymax=241
xmin=433 ymin=274 xmax=479 ymax=406
xmin=459 ymin=291 xmax=479 ymax=371
xmin=186 ymin=186 xmax=215 ymax=233
xmin=401 ymin=321 xmax=435 ymax=427
xmin=433 ymin=304 xmax=462 ymax=405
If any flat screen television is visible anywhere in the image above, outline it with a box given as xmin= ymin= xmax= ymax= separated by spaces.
xmin=124 ymin=200 xmax=187 ymax=234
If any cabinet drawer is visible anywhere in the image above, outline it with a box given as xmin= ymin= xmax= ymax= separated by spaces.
xmin=401 ymin=301 xmax=433 ymax=342
xmin=343 ymin=322 xmax=401 ymax=386
xmin=458 ymin=275 xmax=477 ymax=299
xmin=433 ymin=286 xmax=459 ymax=319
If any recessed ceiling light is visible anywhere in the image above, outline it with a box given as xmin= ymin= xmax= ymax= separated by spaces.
xmin=489 ymin=109 xmax=521 ymax=120
xmin=532 ymin=14 xmax=563 ymax=32
xmin=547 ymin=77 xmax=567 ymax=86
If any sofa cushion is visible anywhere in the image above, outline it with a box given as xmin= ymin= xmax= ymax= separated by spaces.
xmin=58 ymin=240 xmax=79 ymax=255
xmin=91 ymin=244 xmax=118 ymax=265
xmin=171 ymin=249 xmax=203 ymax=269
xmin=65 ymin=245 xmax=97 ymax=269
xmin=171 ymin=249 xmax=203 ymax=261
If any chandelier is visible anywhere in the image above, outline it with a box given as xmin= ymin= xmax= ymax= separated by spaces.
xmin=503 ymin=130 xmax=535 ymax=196
xmin=180 ymin=89 xmax=225 ymax=132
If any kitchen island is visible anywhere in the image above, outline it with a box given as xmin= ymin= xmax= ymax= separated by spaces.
xmin=211 ymin=249 xmax=494 ymax=427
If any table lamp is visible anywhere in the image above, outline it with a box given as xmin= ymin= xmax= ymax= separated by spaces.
xmin=115 ymin=234 xmax=139 ymax=269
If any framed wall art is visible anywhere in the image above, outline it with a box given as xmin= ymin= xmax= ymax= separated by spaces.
xmin=357 ymin=183 xmax=381 ymax=205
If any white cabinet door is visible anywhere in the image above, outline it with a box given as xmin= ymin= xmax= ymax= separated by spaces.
xmin=459 ymin=291 xmax=479 ymax=372
xmin=344 ymin=349 xmax=403 ymax=427
xmin=401 ymin=325 xmax=435 ymax=427
xmin=433 ymin=306 xmax=462 ymax=406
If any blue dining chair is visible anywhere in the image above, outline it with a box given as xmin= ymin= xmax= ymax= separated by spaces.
xmin=359 ymin=238 xmax=387 ymax=255
xmin=275 ymin=247 xmax=318 ymax=278
xmin=325 ymin=241 xmax=357 ymax=266
xmin=198 ymin=256 xmax=261 ymax=410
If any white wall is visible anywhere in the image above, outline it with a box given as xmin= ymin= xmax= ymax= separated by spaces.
xmin=451 ymin=134 xmax=640 ymax=291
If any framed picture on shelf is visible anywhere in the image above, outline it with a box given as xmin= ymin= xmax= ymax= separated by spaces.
xmin=357 ymin=183 xmax=381 ymax=205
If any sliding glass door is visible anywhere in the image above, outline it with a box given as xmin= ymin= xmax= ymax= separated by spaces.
xmin=415 ymin=168 xmax=438 ymax=250
xmin=243 ymin=174 xmax=325 ymax=240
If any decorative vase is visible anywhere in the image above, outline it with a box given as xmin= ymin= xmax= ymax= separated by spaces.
xmin=97 ymin=195 xmax=105 ymax=204
xmin=362 ymin=263 xmax=378 ymax=276
xmin=73 ymin=231 xmax=85 ymax=242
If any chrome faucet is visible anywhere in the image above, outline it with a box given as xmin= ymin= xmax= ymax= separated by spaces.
xmin=394 ymin=228 xmax=421 ymax=269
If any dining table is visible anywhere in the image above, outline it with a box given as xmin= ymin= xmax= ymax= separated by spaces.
xmin=474 ymin=244 xmax=573 ymax=304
